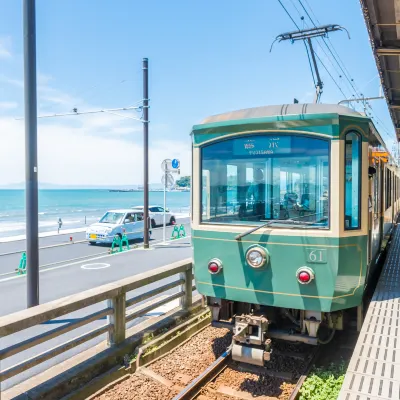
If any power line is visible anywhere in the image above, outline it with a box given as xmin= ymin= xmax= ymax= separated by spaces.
xmin=314 ymin=52 xmax=347 ymax=98
xmin=295 ymin=0 xmax=396 ymax=141
xmin=284 ymin=0 xmax=353 ymax=98
xmin=277 ymin=0 xmax=349 ymax=99
xmin=278 ymin=0 xmax=395 ymax=142
xmin=297 ymin=0 xmax=362 ymax=99
xmin=277 ymin=0 xmax=301 ymax=29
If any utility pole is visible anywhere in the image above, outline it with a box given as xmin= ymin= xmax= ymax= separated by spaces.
xmin=23 ymin=0 xmax=39 ymax=307
xmin=143 ymin=58 xmax=149 ymax=249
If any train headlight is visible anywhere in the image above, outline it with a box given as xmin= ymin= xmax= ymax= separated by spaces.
xmin=208 ymin=258 xmax=223 ymax=274
xmin=245 ymin=246 xmax=268 ymax=268
xmin=296 ymin=267 xmax=315 ymax=284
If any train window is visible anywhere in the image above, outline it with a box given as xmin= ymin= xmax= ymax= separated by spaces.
xmin=373 ymin=163 xmax=379 ymax=219
xmin=200 ymin=134 xmax=330 ymax=228
xmin=344 ymin=131 xmax=361 ymax=230
xmin=386 ymin=169 xmax=391 ymax=210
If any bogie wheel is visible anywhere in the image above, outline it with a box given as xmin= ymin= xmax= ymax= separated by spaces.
xmin=151 ymin=219 xmax=156 ymax=228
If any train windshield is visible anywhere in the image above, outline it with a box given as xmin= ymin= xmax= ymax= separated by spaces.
xmin=201 ymin=135 xmax=329 ymax=228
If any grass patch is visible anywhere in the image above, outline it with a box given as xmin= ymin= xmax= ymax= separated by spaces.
xmin=299 ymin=360 xmax=347 ymax=400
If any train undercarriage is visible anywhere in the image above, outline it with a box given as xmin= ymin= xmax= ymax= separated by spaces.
xmin=207 ymin=297 xmax=346 ymax=366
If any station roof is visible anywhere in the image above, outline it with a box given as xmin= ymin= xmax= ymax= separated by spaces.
xmin=360 ymin=0 xmax=400 ymax=141
xmin=200 ymin=103 xmax=363 ymax=124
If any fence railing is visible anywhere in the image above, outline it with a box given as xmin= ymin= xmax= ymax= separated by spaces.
xmin=0 ymin=258 xmax=194 ymax=384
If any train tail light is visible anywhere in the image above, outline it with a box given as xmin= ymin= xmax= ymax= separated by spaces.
xmin=296 ymin=267 xmax=315 ymax=284
xmin=208 ymin=259 xmax=222 ymax=274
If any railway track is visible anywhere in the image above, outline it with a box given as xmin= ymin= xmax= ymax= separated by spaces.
xmin=92 ymin=325 xmax=322 ymax=400
xmin=170 ymin=343 xmax=319 ymax=400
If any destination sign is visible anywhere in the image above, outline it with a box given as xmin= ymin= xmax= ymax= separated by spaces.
xmin=233 ymin=136 xmax=291 ymax=156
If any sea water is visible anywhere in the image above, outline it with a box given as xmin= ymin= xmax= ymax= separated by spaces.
xmin=0 ymin=189 xmax=190 ymax=239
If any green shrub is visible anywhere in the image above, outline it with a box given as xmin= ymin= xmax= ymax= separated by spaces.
xmin=299 ymin=361 xmax=347 ymax=400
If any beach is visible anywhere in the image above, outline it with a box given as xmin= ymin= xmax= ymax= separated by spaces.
xmin=0 ymin=189 xmax=190 ymax=240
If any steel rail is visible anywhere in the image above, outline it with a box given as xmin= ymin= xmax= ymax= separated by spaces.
xmin=172 ymin=345 xmax=232 ymax=400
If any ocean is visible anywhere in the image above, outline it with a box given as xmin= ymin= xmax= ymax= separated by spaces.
xmin=0 ymin=189 xmax=190 ymax=239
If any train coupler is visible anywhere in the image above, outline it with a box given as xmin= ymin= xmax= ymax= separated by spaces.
xmin=231 ymin=314 xmax=271 ymax=366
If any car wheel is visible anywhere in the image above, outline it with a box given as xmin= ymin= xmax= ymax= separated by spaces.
xmin=151 ymin=219 xmax=156 ymax=228
xmin=169 ymin=216 xmax=176 ymax=225
xmin=89 ymin=241 xmax=96 ymax=245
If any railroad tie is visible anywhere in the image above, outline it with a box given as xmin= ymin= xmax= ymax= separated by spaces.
xmin=217 ymin=385 xmax=272 ymax=400
xmin=137 ymin=367 xmax=185 ymax=392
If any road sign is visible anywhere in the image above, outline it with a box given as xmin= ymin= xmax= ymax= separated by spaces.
xmin=172 ymin=159 xmax=180 ymax=169
xmin=161 ymin=159 xmax=172 ymax=172
xmin=162 ymin=173 xmax=175 ymax=188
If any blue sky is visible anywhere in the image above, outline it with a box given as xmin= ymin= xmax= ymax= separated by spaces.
xmin=0 ymin=0 xmax=396 ymax=186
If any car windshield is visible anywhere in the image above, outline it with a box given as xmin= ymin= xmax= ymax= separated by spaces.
xmin=201 ymin=134 xmax=329 ymax=228
xmin=99 ymin=212 xmax=125 ymax=224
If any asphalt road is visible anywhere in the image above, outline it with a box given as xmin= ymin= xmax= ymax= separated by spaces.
xmin=0 ymin=217 xmax=190 ymax=276
xmin=0 ymin=220 xmax=192 ymax=392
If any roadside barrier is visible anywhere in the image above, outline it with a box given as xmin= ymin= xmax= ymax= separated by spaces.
xmin=109 ymin=233 xmax=130 ymax=254
xmin=0 ymin=259 xmax=194 ymax=394
xmin=170 ymin=224 xmax=186 ymax=240
xmin=15 ymin=252 xmax=27 ymax=275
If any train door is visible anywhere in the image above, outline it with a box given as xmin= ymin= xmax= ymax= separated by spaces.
xmin=369 ymin=156 xmax=382 ymax=262
xmin=368 ymin=151 xmax=373 ymax=264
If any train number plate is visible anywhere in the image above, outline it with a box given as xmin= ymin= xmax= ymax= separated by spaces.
xmin=306 ymin=248 xmax=327 ymax=264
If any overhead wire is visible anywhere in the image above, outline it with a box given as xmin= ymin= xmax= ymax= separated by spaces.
xmin=294 ymin=0 xmax=395 ymax=142
xmin=314 ymin=52 xmax=347 ymax=98
xmin=277 ymin=0 xmax=349 ymax=99
xmin=287 ymin=0 xmax=353 ymax=97
xmin=277 ymin=0 xmax=301 ymax=29
xmin=297 ymin=0 xmax=362 ymax=99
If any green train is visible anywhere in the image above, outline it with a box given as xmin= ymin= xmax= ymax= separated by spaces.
xmin=191 ymin=103 xmax=400 ymax=365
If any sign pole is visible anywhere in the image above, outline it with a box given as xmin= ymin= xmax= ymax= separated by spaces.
xmin=143 ymin=58 xmax=149 ymax=249
xmin=24 ymin=0 xmax=39 ymax=308
xmin=163 ymin=169 xmax=166 ymax=244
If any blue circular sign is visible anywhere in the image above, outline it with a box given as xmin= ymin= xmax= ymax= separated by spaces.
xmin=172 ymin=159 xmax=180 ymax=169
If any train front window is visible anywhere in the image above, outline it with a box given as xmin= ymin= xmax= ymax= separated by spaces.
xmin=201 ymin=135 xmax=329 ymax=228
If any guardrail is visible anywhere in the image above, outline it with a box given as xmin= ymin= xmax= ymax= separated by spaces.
xmin=0 ymin=258 xmax=194 ymax=385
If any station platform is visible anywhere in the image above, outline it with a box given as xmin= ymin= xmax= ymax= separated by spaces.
xmin=338 ymin=224 xmax=400 ymax=400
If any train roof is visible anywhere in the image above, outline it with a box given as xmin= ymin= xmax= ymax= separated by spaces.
xmin=199 ymin=103 xmax=363 ymax=124
xmin=193 ymin=103 xmax=395 ymax=161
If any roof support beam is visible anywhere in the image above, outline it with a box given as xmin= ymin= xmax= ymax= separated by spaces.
xmin=376 ymin=48 xmax=400 ymax=56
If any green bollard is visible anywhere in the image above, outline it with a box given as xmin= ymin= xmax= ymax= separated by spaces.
xmin=178 ymin=224 xmax=186 ymax=238
xmin=170 ymin=225 xmax=180 ymax=240
xmin=110 ymin=235 xmax=122 ymax=254
xmin=16 ymin=252 xmax=27 ymax=275
xmin=121 ymin=233 xmax=130 ymax=251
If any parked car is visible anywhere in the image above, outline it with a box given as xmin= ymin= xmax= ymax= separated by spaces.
xmin=131 ymin=205 xmax=176 ymax=228
xmin=86 ymin=209 xmax=151 ymax=245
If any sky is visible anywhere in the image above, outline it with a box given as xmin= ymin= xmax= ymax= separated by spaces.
xmin=0 ymin=0 xmax=397 ymax=187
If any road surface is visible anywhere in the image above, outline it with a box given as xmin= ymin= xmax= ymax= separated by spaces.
xmin=0 ymin=217 xmax=190 ymax=276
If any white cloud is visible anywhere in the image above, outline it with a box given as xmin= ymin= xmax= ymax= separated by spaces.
xmin=0 ymin=74 xmax=23 ymax=88
xmin=0 ymin=74 xmax=191 ymax=186
xmin=0 ymin=36 xmax=12 ymax=59
xmin=0 ymin=115 xmax=190 ymax=186
xmin=0 ymin=101 xmax=18 ymax=110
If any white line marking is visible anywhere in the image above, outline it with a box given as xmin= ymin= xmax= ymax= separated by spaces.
xmin=0 ymin=235 xmax=191 ymax=283
xmin=81 ymin=263 xmax=111 ymax=270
